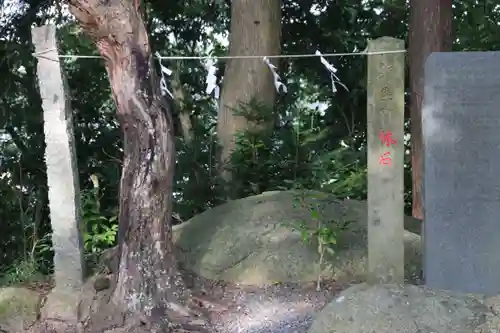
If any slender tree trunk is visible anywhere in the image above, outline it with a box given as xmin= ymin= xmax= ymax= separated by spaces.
xmin=67 ymin=0 xmax=209 ymax=331
xmin=171 ymin=61 xmax=194 ymax=144
xmin=217 ymin=0 xmax=281 ymax=191
xmin=409 ymin=0 xmax=453 ymax=220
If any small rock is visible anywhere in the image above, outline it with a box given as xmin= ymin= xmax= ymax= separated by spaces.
xmin=94 ymin=276 xmax=111 ymax=292
xmin=0 ymin=287 xmax=41 ymax=333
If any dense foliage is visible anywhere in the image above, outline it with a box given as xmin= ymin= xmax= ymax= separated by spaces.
xmin=1 ymin=0 xmax=499 ymax=283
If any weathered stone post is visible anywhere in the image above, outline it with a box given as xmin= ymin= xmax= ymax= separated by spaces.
xmin=32 ymin=24 xmax=84 ymax=322
xmin=366 ymin=37 xmax=405 ymax=284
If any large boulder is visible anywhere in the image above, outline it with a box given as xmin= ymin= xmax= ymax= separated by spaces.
xmin=307 ymin=283 xmax=500 ymax=333
xmin=0 ymin=287 xmax=42 ymax=332
xmin=173 ymin=190 xmax=423 ymax=286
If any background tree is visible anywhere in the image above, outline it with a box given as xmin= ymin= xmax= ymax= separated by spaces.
xmin=408 ymin=0 xmax=453 ymax=220
xmin=217 ymin=0 xmax=282 ymax=196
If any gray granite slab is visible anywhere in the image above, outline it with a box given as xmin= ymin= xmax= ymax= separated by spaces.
xmin=423 ymin=51 xmax=500 ymax=295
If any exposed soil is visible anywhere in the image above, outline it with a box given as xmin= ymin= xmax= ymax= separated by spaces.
xmin=21 ymin=266 xmax=350 ymax=333
xmin=180 ymin=266 xmax=351 ymax=333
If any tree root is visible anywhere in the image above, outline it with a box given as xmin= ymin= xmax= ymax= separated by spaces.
xmin=28 ymin=273 xmax=214 ymax=333
xmin=30 ymin=303 xmax=213 ymax=333
xmin=27 ymin=318 xmax=82 ymax=333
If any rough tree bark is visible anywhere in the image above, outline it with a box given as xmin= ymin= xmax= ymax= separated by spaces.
xmin=217 ymin=0 xmax=281 ymax=189
xmin=409 ymin=0 xmax=453 ymax=220
xmin=64 ymin=0 xmax=210 ymax=331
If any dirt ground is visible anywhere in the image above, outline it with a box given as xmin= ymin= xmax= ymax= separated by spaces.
xmin=22 ymin=266 xmax=349 ymax=333
xmin=180 ymin=266 xmax=350 ymax=333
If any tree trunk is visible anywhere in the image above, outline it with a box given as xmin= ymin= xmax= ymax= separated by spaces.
xmin=409 ymin=0 xmax=453 ymax=220
xmin=217 ymin=0 xmax=281 ymax=189
xmin=67 ymin=0 xmax=208 ymax=331
xmin=171 ymin=61 xmax=194 ymax=144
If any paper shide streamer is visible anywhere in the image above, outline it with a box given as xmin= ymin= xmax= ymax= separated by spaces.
xmin=263 ymin=57 xmax=287 ymax=94
xmin=315 ymin=50 xmax=348 ymax=93
xmin=154 ymin=51 xmax=345 ymax=101
xmin=156 ymin=52 xmax=173 ymax=98
xmin=205 ymin=58 xmax=220 ymax=99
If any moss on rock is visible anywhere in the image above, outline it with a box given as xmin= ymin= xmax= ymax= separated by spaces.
xmin=174 ymin=190 xmax=422 ymax=286
xmin=0 ymin=287 xmax=41 ymax=332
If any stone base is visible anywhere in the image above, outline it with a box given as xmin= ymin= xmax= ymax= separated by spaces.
xmin=41 ymin=288 xmax=81 ymax=323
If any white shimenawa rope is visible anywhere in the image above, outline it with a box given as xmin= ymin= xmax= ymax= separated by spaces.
xmin=32 ymin=48 xmax=406 ymax=60
xmin=31 ymin=48 xmax=406 ymax=97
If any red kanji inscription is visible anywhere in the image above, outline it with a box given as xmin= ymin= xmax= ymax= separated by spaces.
xmin=379 ymin=130 xmax=396 ymax=147
xmin=379 ymin=152 xmax=392 ymax=165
